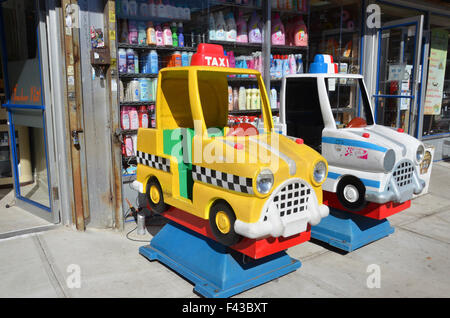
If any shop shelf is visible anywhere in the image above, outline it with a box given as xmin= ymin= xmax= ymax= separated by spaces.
xmin=116 ymin=14 xmax=190 ymax=24
xmin=208 ymin=40 xmax=307 ymax=53
xmin=119 ymin=73 xmax=158 ymax=79
xmin=202 ymin=1 xmax=307 ymax=15
xmin=229 ymin=108 xmax=279 ymax=115
xmin=120 ymin=100 xmax=155 ymax=106
xmin=118 ymin=43 xmax=197 ymax=52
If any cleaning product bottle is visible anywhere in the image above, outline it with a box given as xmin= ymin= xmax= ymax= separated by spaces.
xmin=183 ymin=1 xmax=190 ymax=20
xmin=215 ymin=11 xmax=226 ymax=41
xmin=120 ymin=0 xmax=129 ymax=16
xmin=128 ymin=0 xmax=138 ymax=16
xmin=269 ymin=54 xmax=275 ymax=78
xmin=293 ymin=15 xmax=308 ymax=47
xmin=173 ymin=51 xmax=182 ymax=67
xmin=128 ymin=20 xmax=138 ymax=44
xmin=120 ymin=19 xmax=129 ymax=43
xmin=251 ymin=85 xmax=258 ymax=109
xmin=121 ymin=106 xmax=130 ymax=130
xmin=126 ymin=49 xmax=135 ymax=73
xmin=171 ymin=22 xmax=178 ymax=47
xmin=236 ymin=10 xmax=248 ymax=43
xmin=208 ymin=13 xmax=216 ymax=41
xmin=181 ymin=51 xmax=189 ymax=66
xmin=246 ymin=86 xmax=252 ymax=109
xmin=129 ymin=106 xmax=139 ymax=130
xmin=228 ymin=50 xmax=235 ymax=68
xmin=150 ymin=50 xmax=158 ymax=74
xmin=148 ymin=0 xmax=155 ymax=16
xmin=271 ymin=13 xmax=285 ymax=45
xmin=134 ymin=51 xmax=139 ymax=74
xmin=138 ymin=21 xmax=147 ymax=45
xmin=228 ymin=86 xmax=233 ymax=110
xmin=163 ymin=23 xmax=172 ymax=46
xmin=270 ymin=88 xmax=277 ymax=109
xmin=289 ymin=54 xmax=296 ymax=74
xmin=296 ymin=54 xmax=303 ymax=73
xmin=118 ymin=48 xmax=127 ymax=73
xmin=155 ymin=24 xmax=164 ymax=46
xmin=138 ymin=105 xmax=149 ymax=128
xmin=282 ymin=55 xmax=289 ymax=77
xmin=225 ymin=12 xmax=237 ymax=42
xmin=146 ymin=21 xmax=156 ymax=45
xmin=140 ymin=1 xmax=148 ymax=17
xmin=238 ymin=86 xmax=246 ymax=110
xmin=125 ymin=136 xmax=134 ymax=157
xmin=248 ymin=11 xmax=262 ymax=43
xmin=178 ymin=22 xmax=184 ymax=47
xmin=233 ymin=87 xmax=239 ymax=111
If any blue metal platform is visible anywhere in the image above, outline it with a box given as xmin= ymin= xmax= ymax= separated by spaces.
xmin=139 ymin=221 xmax=301 ymax=298
xmin=311 ymin=209 xmax=395 ymax=252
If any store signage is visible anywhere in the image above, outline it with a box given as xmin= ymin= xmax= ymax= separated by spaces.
xmin=424 ymin=29 xmax=448 ymax=115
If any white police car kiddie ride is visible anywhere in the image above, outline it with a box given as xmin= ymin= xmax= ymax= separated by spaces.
xmin=280 ymin=54 xmax=426 ymax=211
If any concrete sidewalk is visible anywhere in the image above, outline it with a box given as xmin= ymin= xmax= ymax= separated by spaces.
xmin=0 ymin=162 xmax=449 ymax=298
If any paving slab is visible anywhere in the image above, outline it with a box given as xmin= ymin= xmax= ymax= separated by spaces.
xmin=399 ymin=210 xmax=450 ymax=244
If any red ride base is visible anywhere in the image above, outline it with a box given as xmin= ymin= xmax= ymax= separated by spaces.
xmin=323 ymin=191 xmax=411 ymax=220
xmin=159 ymin=207 xmax=311 ymax=260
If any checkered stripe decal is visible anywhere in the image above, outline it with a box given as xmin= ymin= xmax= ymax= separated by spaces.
xmin=136 ymin=151 xmax=170 ymax=172
xmin=192 ymin=165 xmax=254 ymax=194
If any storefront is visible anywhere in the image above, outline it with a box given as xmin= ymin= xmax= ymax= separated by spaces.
xmin=0 ymin=0 xmax=448 ymax=231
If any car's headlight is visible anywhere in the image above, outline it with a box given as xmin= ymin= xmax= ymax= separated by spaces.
xmin=383 ymin=149 xmax=396 ymax=172
xmin=416 ymin=145 xmax=425 ymax=164
xmin=312 ymin=161 xmax=327 ymax=185
xmin=256 ymin=169 xmax=274 ymax=195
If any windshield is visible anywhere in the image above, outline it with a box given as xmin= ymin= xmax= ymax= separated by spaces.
xmin=325 ymin=77 xmax=374 ymax=129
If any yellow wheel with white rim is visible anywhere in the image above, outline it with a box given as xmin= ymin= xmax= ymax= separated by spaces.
xmin=209 ymin=201 xmax=242 ymax=247
xmin=146 ymin=177 xmax=169 ymax=214
xmin=215 ymin=211 xmax=231 ymax=234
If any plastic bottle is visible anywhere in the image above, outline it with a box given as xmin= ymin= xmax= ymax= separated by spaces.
xmin=248 ymin=12 xmax=262 ymax=43
xmin=173 ymin=51 xmax=181 ymax=67
xmin=163 ymin=23 xmax=173 ymax=46
xmin=156 ymin=0 xmax=167 ymax=18
xmin=208 ymin=13 xmax=216 ymax=41
xmin=271 ymin=13 xmax=285 ymax=45
xmin=236 ymin=10 xmax=248 ymax=43
xmin=296 ymin=54 xmax=303 ymax=73
xmin=118 ymin=48 xmax=127 ymax=73
xmin=270 ymin=88 xmax=277 ymax=109
xmin=128 ymin=0 xmax=138 ymax=16
xmin=129 ymin=106 xmax=139 ymax=130
xmin=150 ymin=50 xmax=158 ymax=74
xmin=120 ymin=19 xmax=129 ymax=43
xmin=120 ymin=0 xmax=129 ymax=16
xmin=125 ymin=136 xmax=134 ymax=157
xmin=121 ymin=106 xmax=130 ymax=130
xmin=171 ymin=22 xmax=178 ymax=47
xmin=238 ymin=86 xmax=246 ymax=110
xmin=215 ymin=11 xmax=226 ymax=41
xmin=148 ymin=0 xmax=155 ymax=16
xmin=138 ymin=105 xmax=149 ymax=128
xmin=293 ymin=15 xmax=308 ymax=47
xmin=188 ymin=52 xmax=193 ymax=65
xmin=228 ymin=86 xmax=233 ymax=110
xmin=126 ymin=49 xmax=135 ymax=73
xmin=233 ymin=87 xmax=239 ymax=111
xmin=138 ymin=21 xmax=147 ymax=44
xmin=289 ymin=54 xmax=296 ymax=74
xmin=225 ymin=12 xmax=237 ymax=42
xmin=139 ymin=78 xmax=151 ymax=101
xmin=166 ymin=0 xmax=174 ymax=19
xmin=228 ymin=51 xmax=235 ymax=68
xmin=251 ymin=85 xmax=258 ymax=109
xmin=183 ymin=1 xmax=190 ymax=20
xmin=128 ymin=20 xmax=138 ymax=44
xmin=178 ymin=23 xmax=184 ymax=47
xmin=139 ymin=1 xmax=148 ymax=17
xmin=155 ymin=24 xmax=164 ymax=46
xmin=134 ymin=51 xmax=139 ymax=73
xmin=181 ymin=51 xmax=189 ymax=66
xmin=282 ymin=55 xmax=289 ymax=77
xmin=246 ymin=86 xmax=252 ymax=109
xmin=146 ymin=21 xmax=156 ymax=45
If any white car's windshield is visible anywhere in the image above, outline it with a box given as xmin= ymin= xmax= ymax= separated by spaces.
xmin=325 ymin=77 xmax=374 ymax=129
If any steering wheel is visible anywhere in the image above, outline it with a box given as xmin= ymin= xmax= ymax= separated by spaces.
xmin=347 ymin=117 xmax=367 ymax=128
xmin=227 ymin=123 xmax=259 ymax=137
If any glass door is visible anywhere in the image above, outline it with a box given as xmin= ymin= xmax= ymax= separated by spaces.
xmin=0 ymin=0 xmax=53 ymax=216
xmin=374 ymin=16 xmax=424 ymax=135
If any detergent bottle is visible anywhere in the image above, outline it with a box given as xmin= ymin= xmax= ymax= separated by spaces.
xmin=150 ymin=50 xmax=158 ymax=74
xmin=129 ymin=106 xmax=139 ymax=130
xmin=138 ymin=21 xmax=147 ymax=45
xmin=163 ymin=23 xmax=173 ymax=46
xmin=138 ymin=106 xmax=149 ymax=128
xmin=171 ymin=22 xmax=178 ymax=47
xmin=238 ymin=86 xmax=246 ymax=110
xmin=208 ymin=13 xmax=216 ymax=41
xmin=120 ymin=106 xmax=130 ymax=130
xmin=236 ymin=10 xmax=248 ymax=43
xmin=128 ymin=20 xmax=138 ymax=44
xmin=225 ymin=12 xmax=237 ymax=42
xmin=178 ymin=23 xmax=185 ymax=47
xmin=271 ymin=13 xmax=285 ymax=45
xmin=128 ymin=0 xmax=138 ymax=16
xmin=248 ymin=11 xmax=262 ymax=43
xmin=126 ymin=49 xmax=135 ymax=73
xmin=289 ymin=54 xmax=296 ymax=74
xmin=282 ymin=55 xmax=289 ymax=77
xmin=181 ymin=51 xmax=189 ymax=66
xmin=246 ymin=86 xmax=252 ymax=109
xmin=293 ymin=15 xmax=308 ymax=47
xmin=120 ymin=19 xmax=128 ymax=43
xmin=228 ymin=86 xmax=233 ymax=110
xmin=233 ymin=87 xmax=239 ymax=111
xmin=215 ymin=11 xmax=226 ymax=41
xmin=155 ymin=24 xmax=164 ymax=46
xmin=148 ymin=0 xmax=155 ymax=16
xmin=118 ymin=48 xmax=127 ymax=74
xmin=146 ymin=21 xmax=156 ymax=45
xmin=270 ymin=88 xmax=277 ymax=109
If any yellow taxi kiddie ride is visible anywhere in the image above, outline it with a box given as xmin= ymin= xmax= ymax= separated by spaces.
xmin=132 ymin=44 xmax=329 ymax=246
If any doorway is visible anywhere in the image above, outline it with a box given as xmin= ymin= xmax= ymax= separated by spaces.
xmin=373 ymin=16 xmax=424 ymax=135
xmin=0 ymin=0 xmax=57 ymax=224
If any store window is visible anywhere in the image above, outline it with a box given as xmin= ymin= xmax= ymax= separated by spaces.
xmin=422 ymin=27 xmax=450 ymax=137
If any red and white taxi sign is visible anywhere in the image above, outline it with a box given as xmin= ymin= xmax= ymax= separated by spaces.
xmin=190 ymin=43 xmax=230 ymax=67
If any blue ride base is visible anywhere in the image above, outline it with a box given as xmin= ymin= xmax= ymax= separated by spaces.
xmin=139 ymin=221 xmax=301 ymax=298
xmin=311 ymin=208 xmax=395 ymax=252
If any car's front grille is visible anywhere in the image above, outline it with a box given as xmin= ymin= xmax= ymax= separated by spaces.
xmin=262 ymin=181 xmax=311 ymax=221
xmin=388 ymin=160 xmax=415 ymax=191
